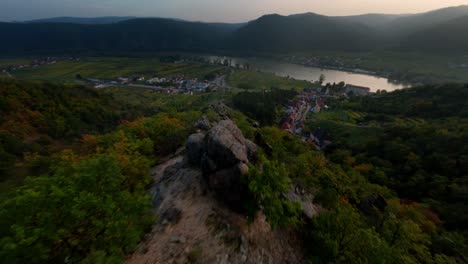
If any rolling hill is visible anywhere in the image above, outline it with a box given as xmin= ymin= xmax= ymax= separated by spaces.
xmin=332 ymin=13 xmax=406 ymax=29
xmin=401 ymin=15 xmax=468 ymax=52
xmin=1 ymin=5 xmax=468 ymax=54
xmin=380 ymin=5 xmax=468 ymax=39
xmin=0 ymin=18 xmax=237 ymax=54
xmin=228 ymin=13 xmax=376 ymax=52
xmin=24 ymin=16 xmax=136 ymax=24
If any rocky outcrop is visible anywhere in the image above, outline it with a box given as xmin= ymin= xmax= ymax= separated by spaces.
xmin=210 ymin=102 xmax=231 ymax=120
xmin=186 ymin=119 xmax=257 ymax=211
xmin=127 ymin=119 xmax=306 ymax=264
xmin=195 ymin=116 xmax=213 ymax=131
xmin=203 ymin=120 xmax=249 ymax=169
xmin=186 ymin=133 xmax=205 ymax=165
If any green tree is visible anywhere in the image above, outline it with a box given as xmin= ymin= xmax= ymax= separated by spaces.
xmin=307 ymin=204 xmax=391 ymax=264
xmin=248 ymin=158 xmax=301 ymax=229
xmin=0 ymin=154 xmax=153 ymax=263
xmin=319 ymin=74 xmax=326 ymax=84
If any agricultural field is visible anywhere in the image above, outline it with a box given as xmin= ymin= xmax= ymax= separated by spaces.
xmin=2 ymin=57 xmax=227 ymax=82
xmin=100 ymin=86 xmax=229 ymax=113
xmin=2 ymin=56 xmax=323 ymax=92
xmin=0 ymin=58 xmax=31 ymax=68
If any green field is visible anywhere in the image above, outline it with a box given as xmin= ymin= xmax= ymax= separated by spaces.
xmin=101 ymin=86 xmax=229 ymax=113
xmin=4 ymin=57 xmax=227 ymax=82
xmin=0 ymin=58 xmax=31 ymax=68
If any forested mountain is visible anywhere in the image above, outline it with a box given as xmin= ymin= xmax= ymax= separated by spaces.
xmin=222 ymin=84 xmax=468 ymax=263
xmin=1 ymin=78 xmax=467 ymax=262
xmin=401 ymin=15 xmax=468 ymax=52
xmin=0 ymin=79 xmax=204 ymax=263
xmin=0 ymin=18 xmax=237 ymax=54
xmin=332 ymin=13 xmax=406 ymax=29
xmin=383 ymin=5 xmax=468 ymax=37
xmin=228 ymin=13 xmax=375 ymax=52
xmin=24 ymin=16 xmax=137 ymax=24
xmin=1 ymin=5 xmax=468 ymax=55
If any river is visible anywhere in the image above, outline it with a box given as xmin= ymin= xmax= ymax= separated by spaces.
xmin=205 ymin=56 xmax=410 ymax=92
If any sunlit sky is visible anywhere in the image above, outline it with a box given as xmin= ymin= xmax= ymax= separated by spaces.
xmin=1 ymin=0 xmax=468 ymax=22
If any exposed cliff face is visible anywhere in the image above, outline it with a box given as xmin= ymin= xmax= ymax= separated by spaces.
xmin=126 ymin=119 xmax=305 ymax=264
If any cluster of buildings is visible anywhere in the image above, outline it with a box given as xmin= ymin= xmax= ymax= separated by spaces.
xmin=87 ymin=74 xmax=227 ymax=94
xmin=280 ymin=90 xmax=333 ymax=150
xmin=281 ymin=90 xmax=328 ymax=134
xmin=279 ymin=83 xmax=375 ymax=150
xmin=280 ymin=82 xmax=371 ymax=149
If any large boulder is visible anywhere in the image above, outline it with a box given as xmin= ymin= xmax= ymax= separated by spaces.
xmin=203 ymin=120 xmax=249 ymax=170
xmin=186 ymin=133 xmax=205 ymax=165
xmin=206 ymin=162 xmax=250 ymax=209
xmin=185 ymin=119 xmax=257 ymax=211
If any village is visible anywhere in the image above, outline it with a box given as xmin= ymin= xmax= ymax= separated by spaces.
xmin=280 ymin=82 xmax=370 ymax=150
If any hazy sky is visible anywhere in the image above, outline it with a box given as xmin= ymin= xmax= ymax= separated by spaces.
xmin=1 ymin=0 xmax=468 ymax=22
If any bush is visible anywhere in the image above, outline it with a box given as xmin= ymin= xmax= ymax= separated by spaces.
xmin=248 ymin=157 xmax=301 ymax=229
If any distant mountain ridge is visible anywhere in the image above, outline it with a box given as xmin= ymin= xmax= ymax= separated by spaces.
xmin=1 ymin=5 xmax=468 ymax=54
xmin=382 ymin=5 xmax=468 ymax=37
xmin=228 ymin=13 xmax=376 ymax=52
xmin=401 ymin=14 xmax=468 ymax=52
xmin=24 ymin=16 xmax=138 ymax=24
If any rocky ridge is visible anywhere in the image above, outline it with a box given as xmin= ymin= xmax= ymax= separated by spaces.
xmin=126 ymin=115 xmax=305 ymax=264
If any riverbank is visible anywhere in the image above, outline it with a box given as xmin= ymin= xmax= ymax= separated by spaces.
xmin=274 ymin=51 xmax=468 ymax=85
xmin=204 ymin=55 xmax=408 ymax=92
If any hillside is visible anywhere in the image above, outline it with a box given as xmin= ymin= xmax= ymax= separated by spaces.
xmin=228 ymin=13 xmax=375 ymax=52
xmin=24 ymin=16 xmax=136 ymax=24
xmin=0 ymin=18 xmax=236 ymax=54
xmin=332 ymin=13 xmax=406 ymax=29
xmin=0 ymin=78 xmax=125 ymax=180
xmin=384 ymin=5 xmax=468 ymax=37
xmin=1 ymin=6 xmax=468 ymax=54
xmin=400 ymin=15 xmax=468 ymax=52
xmin=0 ymin=76 xmax=467 ymax=263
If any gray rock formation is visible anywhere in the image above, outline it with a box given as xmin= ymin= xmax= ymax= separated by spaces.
xmin=186 ymin=133 xmax=205 ymax=165
xmin=186 ymin=120 xmax=257 ymax=211
xmin=203 ymin=120 xmax=249 ymax=169
xmin=245 ymin=139 xmax=258 ymax=161
xmin=195 ymin=116 xmax=212 ymax=131
xmin=210 ymin=102 xmax=231 ymax=120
